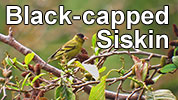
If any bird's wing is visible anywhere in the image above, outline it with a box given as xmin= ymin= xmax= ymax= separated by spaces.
xmin=48 ymin=40 xmax=77 ymax=62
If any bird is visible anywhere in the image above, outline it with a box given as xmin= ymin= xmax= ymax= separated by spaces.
xmin=47 ymin=33 xmax=88 ymax=63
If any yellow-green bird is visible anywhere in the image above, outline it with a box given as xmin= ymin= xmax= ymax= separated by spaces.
xmin=47 ymin=33 xmax=88 ymax=63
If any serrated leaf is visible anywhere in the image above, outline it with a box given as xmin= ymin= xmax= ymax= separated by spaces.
xmin=99 ymin=66 xmax=106 ymax=73
xmin=172 ymin=56 xmax=178 ymax=68
xmin=55 ymin=85 xmax=75 ymax=100
xmin=145 ymin=89 xmax=176 ymax=100
xmin=160 ymin=64 xmax=177 ymax=73
xmin=92 ymin=33 xmax=97 ymax=49
xmin=24 ymin=52 xmax=35 ymax=65
xmin=21 ymin=73 xmax=31 ymax=90
xmin=89 ymin=75 xmax=107 ymax=100
xmin=31 ymin=73 xmax=46 ymax=86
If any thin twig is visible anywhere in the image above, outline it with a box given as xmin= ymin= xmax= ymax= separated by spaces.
xmin=115 ymin=80 xmax=124 ymax=100
xmin=138 ymin=88 xmax=144 ymax=100
xmin=126 ymin=88 xmax=142 ymax=100
xmin=1 ymin=87 xmax=7 ymax=100
xmin=84 ymin=50 xmax=167 ymax=64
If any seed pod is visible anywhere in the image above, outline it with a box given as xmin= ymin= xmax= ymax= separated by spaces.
xmin=21 ymin=71 xmax=30 ymax=77
xmin=30 ymin=77 xmax=34 ymax=81
xmin=167 ymin=48 xmax=174 ymax=59
xmin=34 ymin=64 xmax=41 ymax=75
xmin=144 ymin=79 xmax=154 ymax=85
xmin=169 ymin=40 xmax=178 ymax=46
xmin=28 ymin=64 xmax=34 ymax=72
xmin=76 ymin=54 xmax=89 ymax=63
xmin=2 ymin=69 xmax=12 ymax=78
xmin=33 ymin=80 xmax=40 ymax=87
xmin=81 ymin=48 xmax=88 ymax=54
xmin=24 ymin=93 xmax=31 ymax=98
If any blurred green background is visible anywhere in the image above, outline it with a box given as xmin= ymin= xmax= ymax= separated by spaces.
xmin=0 ymin=0 xmax=178 ymax=99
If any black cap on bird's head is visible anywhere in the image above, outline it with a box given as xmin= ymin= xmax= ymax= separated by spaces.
xmin=77 ymin=33 xmax=88 ymax=40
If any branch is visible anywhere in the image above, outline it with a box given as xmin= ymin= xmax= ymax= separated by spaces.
xmin=0 ymin=33 xmax=62 ymax=77
xmin=84 ymin=49 xmax=167 ymax=64
xmin=0 ymin=32 xmax=146 ymax=100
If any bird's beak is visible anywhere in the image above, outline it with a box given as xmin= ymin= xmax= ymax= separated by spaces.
xmin=83 ymin=36 xmax=88 ymax=40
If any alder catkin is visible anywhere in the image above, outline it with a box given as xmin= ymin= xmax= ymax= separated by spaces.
xmin=28 ymin=64 xmax=34 ymax=72
xmin=34 ymin=64 xmax=41 ymax=75
xmin=21 ymin=71 xmax=30 ymax=77
xmin=167 ymin=48 xmax=174 ymax=58
xmin=169 ymin=40 xmax=178 ymax=46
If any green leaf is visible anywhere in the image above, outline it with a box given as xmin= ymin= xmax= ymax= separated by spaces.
xmin=160 ymin=64 xmax=177 ymax=73
xmin=24 ymin=52 xmax=35 ymax=65
xmin=92 ymin=33 xmax=97 ymax=49
xmin=99 ymin=66 xmax=106 ymax=73
xmin=21 ymin=73 xmax=31 ymax=90
xmin=55 ymin=85 xmax=75 ymax=100
xmin=172 ymin=56 xmax=178 ymax=68
xmin=5 ymin=56 xmax=13 ymax=66
xmin=31 ymin=73 xmax=46 ymax=86
xmin=89 ymin=75 xmax=106 ymax=100
xmin=145 ymin=89 xmax=176 ymax=100
xmin=89 ymin=69 xmax=119 ymax=100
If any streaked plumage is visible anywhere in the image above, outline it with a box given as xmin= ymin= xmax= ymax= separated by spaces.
xmin=47 ymin=33 xmax=87 ymax=63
